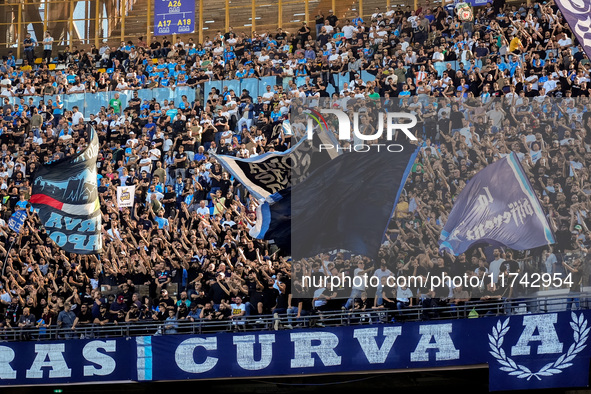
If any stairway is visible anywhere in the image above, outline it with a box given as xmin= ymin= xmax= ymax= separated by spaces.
xmin=109 ymin=0 xmax=150 ymax=45
xmin=309 ymin=0 xmax=358 ymax=25
xmin=87 ymin=0 xmax=407 ymax=49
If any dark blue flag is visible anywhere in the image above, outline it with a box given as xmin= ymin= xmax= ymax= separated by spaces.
xmin=249 ymin=188 xmax=292 ymax=253
xmin=250 ymin=146 xmax=419 ymax=260
xmin=214 ymin=125 xmax=340 ymax=201
xmin=439 ymin=152 xmax=555 ymax=256
xmin=30 ymin=126 xmax=102 ymax=254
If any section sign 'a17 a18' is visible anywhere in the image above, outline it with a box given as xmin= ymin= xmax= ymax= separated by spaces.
xmin=154 ymin=0 xmax=195 ymax=35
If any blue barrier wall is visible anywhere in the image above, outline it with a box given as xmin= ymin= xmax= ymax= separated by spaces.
xmin=0 ymin=310 xmax=588 ymax=391
xmin=5 ymin=48 xmax=577 ymax=118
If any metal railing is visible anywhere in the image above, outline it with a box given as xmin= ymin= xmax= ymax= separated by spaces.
xmin=3 ymin=294 xmax=588 ymax=342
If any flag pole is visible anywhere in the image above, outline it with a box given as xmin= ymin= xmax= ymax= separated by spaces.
xmin=1 ymin=238 xmax=16 ymax=278
xmin=2 ymin=210 xmax=26 ymax=277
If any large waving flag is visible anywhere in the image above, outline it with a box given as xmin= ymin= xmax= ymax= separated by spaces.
xmin=555 ymin=0 xmax=591 ymax=62
xmin=439 ymin=153 xmax=555 ymax=256
xmin=214 ymin=125 xmax=340 ymax=201
xmin=31 ymin=126 xmax=102 ymax=254
xmin=250 ymin=146 xmax=419 ymax=260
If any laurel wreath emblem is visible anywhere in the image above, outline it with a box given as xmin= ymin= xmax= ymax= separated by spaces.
xmin=489 ymin=313 xmax=589 ymax=380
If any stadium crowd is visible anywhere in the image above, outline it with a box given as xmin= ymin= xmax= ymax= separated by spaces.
xmin=0 ymin=0 xmax=589 ymax=338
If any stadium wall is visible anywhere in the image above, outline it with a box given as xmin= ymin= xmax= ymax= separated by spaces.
xmin=0 ymin=309 xmax=589 ymax=391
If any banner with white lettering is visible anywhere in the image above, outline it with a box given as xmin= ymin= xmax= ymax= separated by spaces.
xmin=0 ymin=310 xmax=588 ymax=390
xmin=0 ymin=339 xmax=133 ymax=384
xmin=30 ymin=126 xmax=102 ymax=254
xmin=117 ymin=186 xmax=135 ymax=208
xmin=439 ymin=152 xmax=555 ymax=256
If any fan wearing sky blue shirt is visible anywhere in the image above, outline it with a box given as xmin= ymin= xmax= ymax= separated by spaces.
xmin=179 ymin=96 xmax=192 ymax=111
xmin=166 ymin=105 xmax=178 ymax=120
xmin=159 ymin=73 xmax=171 ymax=87
xmin=236 ymin=66 xmax=247 ymax=80
xmin=154 ymin=210 xmax=169 ymax=229
xmin=224 ymin=47 xmax=236 ymax=65
xmin=141 ymin=100 xmax=150 ymax=112
xmin=15 ymin=193 xmax=28 ymax=211
xmin=270 ymin=107 xmax=282 ymax=122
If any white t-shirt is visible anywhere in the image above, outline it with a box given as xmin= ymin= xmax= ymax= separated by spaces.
xmin=163 ymin=138 xmax=173 ymax=152
xmin=196 ymin=206 xmax=210 ymax=216
xmin=543 ymin=79 xmax=558 ymax=93
xmin=139 ymin=158 xmax=152 ymax=174
xmin=149 ymin=148 xmax=161 ymax=161
xmin=525 ymin=75 xmax=539 ymax=90
xmin=69 ymin=84 xmax=86 ymax=93
xmin=373 ymin=268 xmax=393 ymax=281
xmin=342 ymin=25 xmax=357 ymax=39
xmin=262 ymin=91 xmax=275 ymax=103
xmin=489 ymin=258 xmax=506 ymax=284
xmin=72 ymin=111 xmax=84 ymax=125
xmin=352 ymin=267 xmax=366 ymax=291
xmin=558 ymin=37 xmax=572 ymax=47
xmin=220 ymin=130 xmax=233 ymax=145
xmin=432 ymin=51 xmax=444 ymax=62
xmin=231 ymin=303 xmax=246 ymax=324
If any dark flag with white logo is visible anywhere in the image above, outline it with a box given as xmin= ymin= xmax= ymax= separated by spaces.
xmin=30 ymin=126 xmax=102 ymax=254
xmin=439 ymin=152 xmax=555 ymax=256
xmin=214 ymin=129 xmax=340 ymax=200
xmin=250 ymin=146 xmax=419 ymax=260
xmin=554 ymin=0 xmax=591 ymax=62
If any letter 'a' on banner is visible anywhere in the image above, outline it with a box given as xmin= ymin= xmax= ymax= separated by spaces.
xmin=554 ymin=0 xmax=591 ymax=62
xmin=117 ymin=186 xmax=135 ymax=208
xmin=439 ymin=152 xmax=555 ymax=256
xmin=30 ymin=126 xmax=102 ymax=254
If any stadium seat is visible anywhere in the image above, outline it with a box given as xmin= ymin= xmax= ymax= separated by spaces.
xmin=167 ymin=283 xmax=178 ymax=298
xmin=34 ymin=58 xmax=42 ymax=64
xmin=48 ymin=63 xmax=56 ymax=70
xmin=138 ymin=285 xmax=150 ymax=297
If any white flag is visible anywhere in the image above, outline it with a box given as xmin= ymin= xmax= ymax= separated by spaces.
xmin=117 ymin=186 xmax=135 ymax=208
